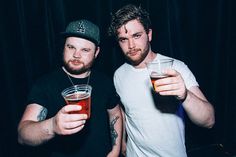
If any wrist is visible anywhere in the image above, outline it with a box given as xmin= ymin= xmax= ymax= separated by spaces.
xmin=48 ymin=117 xmax=56 ymax=136
xmin=178 ymin=90 xmax=188 ymax=103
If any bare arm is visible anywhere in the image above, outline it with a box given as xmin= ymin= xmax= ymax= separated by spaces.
xmin=18 ymin=103 xmax=87 ymax=146
xmin=120 ymin=107 xmax=127 ymax=156
xmin=181 ymin=86 xmax=215 ymax=128
xmin=107 ymin=105 xmax=123 ymax=157
xmin=154 ymin=69 xmax=215 ymax=128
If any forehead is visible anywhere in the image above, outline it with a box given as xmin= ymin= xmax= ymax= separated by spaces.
xmin=117 ymin=19 xmax=145 ymax=37
xmin=65 ymin=37 xmax=95 ymax=48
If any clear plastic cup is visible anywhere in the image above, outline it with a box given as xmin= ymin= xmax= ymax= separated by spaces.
xmin=61 ymin=84 xmax=92 ymax=118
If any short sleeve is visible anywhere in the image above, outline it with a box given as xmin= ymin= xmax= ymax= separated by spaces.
xmin=106 ymin=80 xmax=121 ymax=109
xmin=27 ymin=80 xmax=48 ymax=107
xmin=173 ymin=60 xmax=199 ymax=89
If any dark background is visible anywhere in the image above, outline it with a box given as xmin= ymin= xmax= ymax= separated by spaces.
xmin=0 ymin=0 xmax=236 ymax=157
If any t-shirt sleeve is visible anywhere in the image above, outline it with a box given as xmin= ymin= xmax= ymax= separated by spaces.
xmin=173 ymin=60 xmax=199 ymax=89
xmin=106 ymin=78 xmax=121 ymax=110
xmin=27 ymin=80 xmax=48 ymax=107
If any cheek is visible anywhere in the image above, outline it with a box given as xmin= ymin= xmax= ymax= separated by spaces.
xmin=119 ymin=43 xmax=128 ymax=51
xmin=63 ymin=52 xmax=71 ymax=61
xmin=83 ymin=54 xmax=95 ymax=62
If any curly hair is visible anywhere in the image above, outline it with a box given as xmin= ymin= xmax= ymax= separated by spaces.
xmin=108 ymin=4 xmax=151 ymax=38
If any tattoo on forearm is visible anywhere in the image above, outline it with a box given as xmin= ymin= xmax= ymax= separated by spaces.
xmin=110 ymin=116 xmax=119 ymax=146
xmin=37 ymin=107 xmax=48 ymax=121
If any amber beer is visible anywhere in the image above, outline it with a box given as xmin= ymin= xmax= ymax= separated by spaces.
xmin=150 ymin=73 xmax=167 ymax=90
xmin=65 ymin=92 xmax=91 ymax=118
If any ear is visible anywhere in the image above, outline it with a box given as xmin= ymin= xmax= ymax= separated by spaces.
xmin=148 ymin=29 xmax=152 ymax=42
xmin=94 ymin=46 xmax=100 ymax=58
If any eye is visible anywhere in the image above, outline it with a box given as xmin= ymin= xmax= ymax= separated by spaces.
xmin=82 ymin=48 xmax=91 ymax=53
xmin=133 ymin=33 xmax=141 ymax=39
xmin=118 ymin=38 xmax=127 ymax=43
xmin=66 ymin=44 xmax=76 ymax=50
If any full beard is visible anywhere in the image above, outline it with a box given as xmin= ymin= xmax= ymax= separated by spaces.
xmin=63 ymin=59 xmax=94 ymax=75
xmin=125 ymin=44 xmax=150 ymax=66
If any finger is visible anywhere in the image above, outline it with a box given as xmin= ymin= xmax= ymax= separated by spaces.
xmin=159 ymin=87 xmax=185 ymax=96
xmin=62 ymin=105 xmax=82 ymax=113
xmin=67 ymin=114 xmax=88 ymax=121
xmin=155 ymin=76 xmax=177 ymax=86
xmin=155 ymin=83 xmax=179 ymax=92
xmin=159 ymin=89 xmax=179 ymax=96
xmin=64 ymin=120 xmax=86 ymax=129
xmin=63 ymin=125 xmax=85 ymax=135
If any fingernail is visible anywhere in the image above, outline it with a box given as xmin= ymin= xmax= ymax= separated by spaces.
xmin=76 ymin=105 xmax=82 ymax=110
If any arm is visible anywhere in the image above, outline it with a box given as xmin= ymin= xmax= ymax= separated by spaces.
xmin=181 ymin=86 xmax=215 ymax=128
xmin=120 ymin=107 xmax=127 ymax=156
xmin=154 ymin=69 xmax=215 ymax=128
xmin=107 ymin=105 xmax=123 ymax=157
xmin=18 ymin=103 xmax=87 ymax=146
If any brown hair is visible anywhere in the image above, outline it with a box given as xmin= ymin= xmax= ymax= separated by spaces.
xmin=108 ymin=4 xmax=151 ymax=38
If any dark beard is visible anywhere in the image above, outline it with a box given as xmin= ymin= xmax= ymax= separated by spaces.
xmin=126 ymin=45 xmax=150 ymax=66
xmin=63 ymin=59 xmax=94 ymax=75
xmin=125 ymin=41 xmax=151 ymax=66
xmin=63 ymin=63 xmax=88 ymax=75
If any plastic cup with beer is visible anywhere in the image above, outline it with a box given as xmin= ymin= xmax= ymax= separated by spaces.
xmin=61 ymin=84 xmax=92 ymax=118
xmin=146 ymin=59 xmax=174 ymax=90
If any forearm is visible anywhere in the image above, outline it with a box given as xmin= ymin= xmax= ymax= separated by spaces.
xmin=182 ymin=90 xmax=215 ymax=128
xmin=18 ymin=118 xmax=55 ymax=146
xmin=108 ymin=106 xmax=122 ymax=156
xmin=121 ymin=108 xmax=127 ymax=156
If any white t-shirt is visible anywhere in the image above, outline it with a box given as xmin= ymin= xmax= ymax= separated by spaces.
xmin=114 ymin=54 xmax=199 ymax=157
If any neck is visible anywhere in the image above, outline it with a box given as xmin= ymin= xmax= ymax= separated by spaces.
xmin=62 ymin=67 xmax=91 ymax=78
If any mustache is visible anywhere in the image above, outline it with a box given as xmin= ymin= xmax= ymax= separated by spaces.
xmin=69 ymin=59 xmax=83 ymax=64
xmin=127 ymin=48 xmax=141 ymax=54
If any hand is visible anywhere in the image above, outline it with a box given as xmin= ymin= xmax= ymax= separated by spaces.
xmin=154 ymin=69 xmax=187 ymax=100
xmin=51 ymin=105 xmax=88 ymax=135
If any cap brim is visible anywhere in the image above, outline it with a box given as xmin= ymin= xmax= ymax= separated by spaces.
xmin=60 ymin=32 xmax=99 ymax=46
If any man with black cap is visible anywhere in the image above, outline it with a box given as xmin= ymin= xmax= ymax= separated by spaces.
xmin=18 ymin=19 xmax=122 ymax=157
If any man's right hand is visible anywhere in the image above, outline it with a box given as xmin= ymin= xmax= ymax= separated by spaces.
xmin=52 ymin=105 xmax=88 ymax=135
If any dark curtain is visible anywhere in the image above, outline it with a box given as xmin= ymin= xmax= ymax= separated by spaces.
xmin=0 ymin=0 xmax=235 ymax=157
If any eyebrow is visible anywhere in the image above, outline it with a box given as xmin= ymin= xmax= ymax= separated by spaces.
xmin=82 ymin=47 xmax=92 ymax=51
xmin=132 ymin=31 xmax=143 ymax=36
xmin=118 ymin=31 xmax=143 ymax=39
xmin=66 ymin=43 xmax=74 ymax=47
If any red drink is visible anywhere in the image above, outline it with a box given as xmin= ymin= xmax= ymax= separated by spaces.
xmin=65 ymin=92 xmax=91 ymax=118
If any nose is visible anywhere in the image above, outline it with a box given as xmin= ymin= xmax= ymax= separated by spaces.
xmin=128 ymin=39 xmax=135 ymax=49
xmin=73 ymin=50 xmax=81 ymax=58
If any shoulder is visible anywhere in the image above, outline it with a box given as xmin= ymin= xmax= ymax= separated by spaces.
xmin=157 ymin=53 xmax=185 ymax=65
xmin=114 ymin=63 xmax=131 ymax=77
xmin=91 ymin=69 xmax=112 ymax=81
xmin=32 ymin=68 xmax=63 ymax=87
xmin=157 ymin=53 xmax=188 ymax=71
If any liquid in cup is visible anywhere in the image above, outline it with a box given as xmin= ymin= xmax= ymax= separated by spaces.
xmin=146 ymin=59 xmax=173 ymax=90
xmin=150 ymin=73 xmax=168 ymax=90
xmin=61 ymin=85 xmax=92 ymax=118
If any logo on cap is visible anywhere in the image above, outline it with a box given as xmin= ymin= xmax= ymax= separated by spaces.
xmin=61 ymin=19 xmax=100 ymax=46
xmin=76 ymin=21 xmax=85 ymax=33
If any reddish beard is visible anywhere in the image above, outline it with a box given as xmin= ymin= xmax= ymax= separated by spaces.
xmin=125 ymin=48 xmax=142 ymax=65
xmin=127 ymin=48 xmax=141 ymax=56
xmin=125 ymin=45 xmax=150 ymax=66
